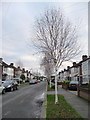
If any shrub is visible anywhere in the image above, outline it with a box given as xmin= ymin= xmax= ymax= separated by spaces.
xmin=63 ymin=80 xmax=70 ymax=84
xmin=51 ymin=85 xmax=55 ymax=89
xmin=20 ymin=74 xmax=25 ymax=81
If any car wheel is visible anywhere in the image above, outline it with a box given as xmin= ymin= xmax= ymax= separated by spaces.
xmin=16 ymin=86 xmax=18 ymax=90
xmin=11 ymin=87 xmax=14 ymax=92
xmin=2 ymin=89 xmax=5 ymax=94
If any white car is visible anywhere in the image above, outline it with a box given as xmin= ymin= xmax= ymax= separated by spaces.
xmin=12 ymin=78 xmax=22 ymax=84
xmin=29 ymin=79 xmax=37 ymax=84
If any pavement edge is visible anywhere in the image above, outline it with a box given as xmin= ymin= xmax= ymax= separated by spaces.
xmin=40 ymin=83 xmax=47 ymax=118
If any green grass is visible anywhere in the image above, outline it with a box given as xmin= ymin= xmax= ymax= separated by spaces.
xmin=46 ymin=94 xmax=83 ymax=119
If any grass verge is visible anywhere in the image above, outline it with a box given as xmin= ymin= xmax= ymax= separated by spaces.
xmin=46 ymin=94 xmax=83 ymax=119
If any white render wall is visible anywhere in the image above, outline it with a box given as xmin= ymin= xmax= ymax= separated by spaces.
xmin=82 ymin=60 xmax=89 ymax=83
xmin=60 ymin=72 xmax=64 ymax=81
xmin=15 ymin=70 xmax=22 ymax=78
xmin=0 ymin=59 xmax=2 ymax=80
xmin=7 ymin=68 xmax=14 ymax=79
xmin=88 ymin=2 xmax=90 ymax=56
xmin=70 ymin=67 xmax=78 ymax=81
xmin=88 ymin=59 xmax=90 ymax=81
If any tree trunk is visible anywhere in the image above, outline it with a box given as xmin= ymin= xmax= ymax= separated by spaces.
xmin=50 ymin=79 xmax=52 ymax=88
xmin=55 ymin=67 xmax=58 ymax=104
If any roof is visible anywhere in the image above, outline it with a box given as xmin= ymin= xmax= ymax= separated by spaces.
xmin=2 ymin=61 xmax=9 ymax=67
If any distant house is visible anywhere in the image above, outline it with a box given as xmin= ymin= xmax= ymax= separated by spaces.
xmin=21 ymin=68 xmax=29 ymax=82
xmin=59 ymin=66 xmax=71 ymax=82
xmin=2 ymin=62 xmax=16 ymax=80
xmin=69 ymin=62 xmax=79 ymax=81
xmin=63 ymin=69 xmax=67 ymax=81
xmin=2 ymin=61 xmax=9 ymax=80
xmin=59 ymin=70 xmax=64 ymax=81
xmin=66 ymin=66 xmax=71 ymax=81
xmin=8 ymin=63 xmax=16 ymax=79
xmin=26 ymin=70 xmax=29 ymax=80
xmin=28 ymin=71 xmax=31 ymax=79
xmin=0 ymin=58 xmax=2 ymax=79
xmin=14 ymin=66 xmax=22 ymax=79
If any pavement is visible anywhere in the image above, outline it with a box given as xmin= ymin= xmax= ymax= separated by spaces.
xmin=47 ymin=85 xmax=89 ymax=119
xmin=40 ymin=83 xmax=47 ymax=118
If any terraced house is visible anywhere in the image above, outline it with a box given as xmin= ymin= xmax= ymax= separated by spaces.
xmin=70 ymin=62 xmax=79 ymax=81
xmin=58 ymin=55 xmax=90 ymax=84
xmin=2 ymin=61 xmax=9 ymax=80
xmin=0 ymin=58 xmax=2 ymax=79
xmin=81 ymin=55 xmax=90 ymax=84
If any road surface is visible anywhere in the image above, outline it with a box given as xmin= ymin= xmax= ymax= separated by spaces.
xmin=1 ymin=81 xmax=46 ymax=119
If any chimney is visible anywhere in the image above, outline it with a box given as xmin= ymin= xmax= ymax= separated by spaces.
xmin=0 ymin=58 xmax=2 ymax=61
xmin=82 ymin=55 xmax=87 ymax=61
xmin=59 ymin=72 xmax=61 ymax=75
xmin=67 ymin=66 xmax=70 ymax=70
xmin=18 ymin=66 xmax=20 ymax=69
xmin=22 ymin=68 xmax=25 ymax=73
xmin=0 ymin=58 xmax=2 ymax=64
xmin=73 ymin=62 xmax=77 ymax=67
xmin=10 ymin=63 xmax=14 ymax=66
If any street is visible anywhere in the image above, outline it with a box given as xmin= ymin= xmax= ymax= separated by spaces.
xmin=2 ymin=81 xmax=46 ymax=119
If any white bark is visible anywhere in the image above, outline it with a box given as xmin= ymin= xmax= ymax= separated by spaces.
xmin=55 ymin=66 xmax=58 ymax=104
xmin=49 ymin=79 xmax=52 ymax=88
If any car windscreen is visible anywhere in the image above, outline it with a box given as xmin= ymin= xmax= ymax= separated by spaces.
xmin=70 ymin=81 xmax=78 ymax=84
xmin=3 ymin=81 xmax=12 ymax=86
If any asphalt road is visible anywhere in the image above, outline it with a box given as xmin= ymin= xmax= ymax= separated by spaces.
xmin=1 ymin=81 xmax=46 ymax=119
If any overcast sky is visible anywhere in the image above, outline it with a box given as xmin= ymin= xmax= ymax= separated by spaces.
xmin=0 ymin=0 xmax=89 ymax=74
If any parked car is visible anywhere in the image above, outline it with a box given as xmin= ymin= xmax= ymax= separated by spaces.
xmin=0 ymin=79 xmax=5 ymax=94
xmin=29 ymin=79 xmax=37 ymax=84
xmin=2 ymin=80 xmax=18 ymax=92
xmin=37 ymin=80 xmax=41 ymax=83
xmin=69 ymin=80 xmax=79 ymax=90
xmin=12 ymin=78 xmax=22 ymax=84
xmin=25 ymin=78 xmax=29 ymax=83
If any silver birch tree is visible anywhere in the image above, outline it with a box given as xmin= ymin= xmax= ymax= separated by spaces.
xmin=34 ymin=8 xmax=80 ymax=104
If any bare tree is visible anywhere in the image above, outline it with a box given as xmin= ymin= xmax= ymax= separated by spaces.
xmin=34 ymin=8 xmax=80 ymax=104
xmin=40 ymin=53 xmax=54 ymax=88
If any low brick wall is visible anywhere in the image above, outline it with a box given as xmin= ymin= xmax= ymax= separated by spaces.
xmin=78 ymin=87 xmax=90 ymax=101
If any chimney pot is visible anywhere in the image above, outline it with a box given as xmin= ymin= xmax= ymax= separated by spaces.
xmin=18 ymin=66 xmax=20 ymax=69
xmin=10 ymin=63 xmax=14 ymax=66
xmin=82 ymin=55 xmax=87 ymax=61
xmin=73 ymin=62 xmax=77 ymax=67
